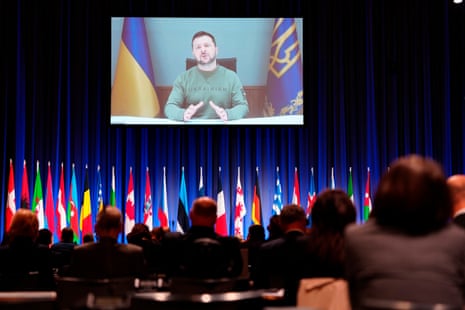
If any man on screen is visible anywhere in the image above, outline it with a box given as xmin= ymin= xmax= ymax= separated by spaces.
xmin=164 ymin=31 xmax=249 ymax=121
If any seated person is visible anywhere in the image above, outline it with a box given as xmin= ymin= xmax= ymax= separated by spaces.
xmin=164 ymin=31 xmax=249 ymax=121
xmin=67 ymin=206 xmax=146 ymax=279
xmin=51 ymin=227 xmax=76 ymax=274
xmin=161 ymin=196 xmax=243 ymax=279
xmin=345 ymin=155 xmax=465 ymax=308
xmin=0 ymin=209 xmax=55 ymax=290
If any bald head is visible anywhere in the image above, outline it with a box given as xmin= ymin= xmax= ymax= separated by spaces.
xmin=95 ymin=206 xmax=123 ymax=238
xmin=447 ymin=175 xmax=465 ymax=216
xmin=190 ymin=196 xmax=217 ymax=227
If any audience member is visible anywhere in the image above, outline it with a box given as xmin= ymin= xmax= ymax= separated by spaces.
xmin=345 ymin=154 xmax=465 ymax=308
xmin=67 ymin=206 xmax=146 ymax=278
xmin=255 ymin=204 xmax=309 ymax=305
xmin=0 ymin=209 xmax=55 ymax=290
xmin=241 ymin=224 xmax=265 ymax=282
xmin=303 ymin=189 xmax=356 ymax=278
xmin=51 ymin=227 xmax=76 ymax=274
xmin=266 ymin=214 xmax=284 ymax=241
xmin=127 ymin=223 xmax=163 ymax=275
xmin=37 ymin=228 xmax=53 ymax=248
xmin=162 ymin=196 xmax=243 ymax=279
xmin=447 ymin=174 xmax=465 ymax=229
xmin=82 ymin=233 xmax=95 ymax=243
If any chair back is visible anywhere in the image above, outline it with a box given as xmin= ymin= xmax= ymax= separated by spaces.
xmin=297 ymin=278 xmax=351 ymax=310
xmin=360 ymin=298 xmax=463 ymax=310
xmin=186 ymin=57 xmax=237 ymax=72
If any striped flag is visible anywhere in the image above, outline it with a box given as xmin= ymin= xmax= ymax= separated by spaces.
xmin=32 ymin=161 xmax=45 ymax=229
xmin=125 ymin=167 xmax=135 ymax=235
xmin=198 ymin=166 xmax=205 ymax=197
xmin=45 ymin=162 xmax=55 ymax=236
xmin=144 ymin=167 xmax=153 ymax=230
xmin=80 ymin=165 xmax=92 ymax=237
xmin=252 ymin=167 xmax=263 ymax=225
xmin=21 ymin=160 xmax=30 ymax=209
xmin=111 ymin=17 xmax=160 ymax=117
xmin=348 ymin=167 xmax=354 ymax=203
xmin=215 ymin=167 xmax=227 ymax=236
xmin=56 ymin=163 xmax=67 ymax=234
xmin=158 ymin=166 xmax=169 ymax=229
xmin=306 ymin=167 xmax=316 ymax=218
xmin=265 ymin=18 xmax=303 ymax=116
xmin=176 ymin=167 xmax=189 ymax=233
xmin=234 ymin=167 xmax=246 ymax=239
xmin=331 ymin=167 xmax=336 ymax=189
xmin=110 ymin=166 xmax=116 ymax=207
xmin=97 ymin=165 xmax=104 ymax=212
xmin=272 ymin=166 xmax=283 ymax=215
xmin=364 ymin=168 xmax=372 ymax=221
xmin=6 ymin=159 xmax=16 ymax=231
xmin=292 ymin=167 xmax=301 ymax=205
xmin=68 ymin=164 xmax=79 ymax=243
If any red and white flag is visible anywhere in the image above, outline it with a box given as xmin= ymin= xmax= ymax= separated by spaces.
xmin=6 ymin=159 xmax=16 ymax=231
xmin=56 ymin=163 xmax=67 ymax=234
xmin=21 ymin=160 xmax=30 ymax=209
xmin=292 ymin=167 xmax=301 ymax=205
xmin=45 ymin=162 xmax=55 ymax=236
xmin=144 ymin=167 xmax=153 ymax=230
xmin=215 ymin=167 xmax=228 ymax=236
xmin=125 ymin=167 xmax=135 ymax=235
xmin=234 ymin=167 xmax=246 ymax=239
xmin=157 ymin=166 xmax=169 ymax=229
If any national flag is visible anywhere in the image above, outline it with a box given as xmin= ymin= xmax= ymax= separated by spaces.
xmin=21 ymin=160 xmax=30 ymax=209
xmin=252 ymin=167 xmax=263 ymax=225
xmin=347 ymin=167 xmax=354 ymax=203
xmin=364 ymin=168 xmax=372 ymax=221
xmin=158 ymin=166 xmax=169 ymax=229
xmin=97 ymin=165 xmax=104 ymax=212
xmin=32 ymin=161 xmax=45 ymax=229
xmin=264 ymin=18 xmax=303 ymax=116
xmin=331 ymin=167 xmax=336 ymax=189
xmin=272 ymin=166 xmax=283 ymax=215
xmin=176 ymin=167 xmax=189 ymax=233
xmin=68 ymin=164 xmax=79 ymax=242
xmin=80 ymin=165 xmax=92 ymax=236
xmin=306 ymin=167 xmax=317 ymax=218
xmin=110 ymin=166 xmax=116 ymax=207
xmin=198 ymin=166 xmax=205 ymax=197
xmin=215 ymin=167 xmax=227 ymax=236
xmin=45 ymin=162 xmax=55 ymax=236
xmin=6 ymin=159 xmax=16 ymax=231
xmin=111 ymin=17 xmax=160 ymax=117
xmin=234 ymin=166 xmax=246 ymax=239
xmin=125 ymin=167 xmax=135 ymax=235
xmin=56 ymin=163 xmax=67 ymax=234
xmin=292 ymin=167 xmax=301 ymax=205
xmin=144 ymin=167 xmax=153 ymax=230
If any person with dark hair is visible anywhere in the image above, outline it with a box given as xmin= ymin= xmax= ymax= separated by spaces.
xmin=266 ymin=214 xmax=284 ymax=241
xmin=303 ymin=189 xmax=356 ymax=278
xmin=447 ymin=174 xmax=465 ymax=229
xmin=0 ymin=209 xmax=55 ymax=290
xmin=82 ymin=233 xmax=95 ymax=243
xmin=51 ymin=227 xmax=76 ymax=274
xmin=345 ymin=154 xmax=465 ymax=308
xmin=241 ymin=224 xmax=266 ymax=282
xmin=164 ymin=31 xmax=249 ymax=121
xmin=36 ymin=228 xmax=53 ymax=248
xmin=67 ymin=206 xmax=146 ymax=278
xmin=127 ymin=223 xmax=163 ymax=275
xmin=255 ymin=204 xmax=309 ymax=305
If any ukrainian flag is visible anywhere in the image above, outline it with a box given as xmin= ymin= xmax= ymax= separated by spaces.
xmin=265 ymin=18 xmax=303 ymax=116
xmin=112 ymin=18 xmax=160 ymax=117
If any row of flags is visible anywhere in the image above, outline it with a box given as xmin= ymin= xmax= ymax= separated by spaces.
xmin=112 ymin=17 xmax=303 ymax=118
xmin=5 ymin=160 xmax=373 ymax=241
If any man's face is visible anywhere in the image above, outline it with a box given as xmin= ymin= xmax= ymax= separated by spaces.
xmin=192 ymin=35 xmax=217 ymax=65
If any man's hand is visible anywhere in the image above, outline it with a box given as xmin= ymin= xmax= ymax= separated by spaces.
xmin=183 ymin=101 xmax=204 ymax=121
xmin=209 ymin=101 xmax=228 ymax=121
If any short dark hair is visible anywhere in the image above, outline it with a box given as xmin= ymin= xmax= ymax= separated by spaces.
xmin=61 ymin=227 xmax=74 ymax=243
xmin=192 ymin=31 xmax=216 ymax=47
xmin=373 ymin=154 xmax=451 ymax=235
xmin=280 ymin=204 xmax=306 ymax=226
xmin=311 ymin=189 xmax=356 ymax=233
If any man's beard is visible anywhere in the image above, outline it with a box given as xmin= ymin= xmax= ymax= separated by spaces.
xmin=197 ymin=55 xmax=216 ymax=65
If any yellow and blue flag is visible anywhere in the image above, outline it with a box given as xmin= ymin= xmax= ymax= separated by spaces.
xmin=265 ymin=18 xmax=303 ymax=116
xmin=112 ymin=18 xmax=160 ymax=117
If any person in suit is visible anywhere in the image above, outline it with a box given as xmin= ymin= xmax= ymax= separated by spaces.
xmin=447 ymin=174 xmax=465 ymax=229
xmin=162 ymin=196 xmax=243 ymax=279
xmin=303 ymin=189 xmax=356 ymax=278
xmin=255 ymin=204 xmax=309 ymax=305
xmin=345 ymin=154 xmax=465 ymax=308
xmin=67 ymin=206 xmax=146 ymax=278
xmin=51 ymin=227 xmax=76 ymax=275
xmin=0 ymin=209 xmax=55 ymax=290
